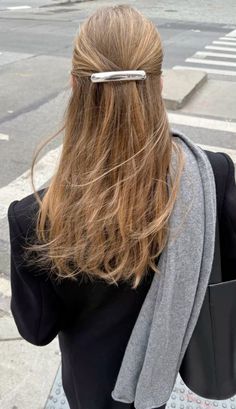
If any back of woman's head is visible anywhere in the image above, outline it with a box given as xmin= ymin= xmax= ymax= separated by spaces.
xmin=26 ymin=4 xmax=184 ymax=289
xmin=72 ymin=4 xmax=162 ymax=85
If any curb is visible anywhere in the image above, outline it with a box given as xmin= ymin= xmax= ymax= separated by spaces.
xmin=162 ymin=69 xmax=208 ymax=110
xmin=39 ymin=0 xmax=93 ymax=8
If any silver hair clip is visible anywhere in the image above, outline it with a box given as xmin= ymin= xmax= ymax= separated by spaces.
xmin=90 ymin=70 xmax=146 ymax=83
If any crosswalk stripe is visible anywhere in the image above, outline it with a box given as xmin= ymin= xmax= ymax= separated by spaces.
xmin=195 ymin=51 xmax=236 ymax=59
xmin=219 ymin=37 xmax=236 ymax=42
xmin=205 ymin=45 xmax=236 ymax=52
xmin=0 ymin=133 xmax=9 ymax=141
xmin=7 ymin=5 xmax=31 ymax=10
xmin=185 ymin=58 xmax=236 ymax=67
xmin=174 ymin=65 xmax=236 ymax=77
xmin=168 ymin=113 xmax=236 ymax=134
xmin=213 ymin=41 xmax=236 ymax=46
xmin=226 ymin=29 xmax=236 ymax=38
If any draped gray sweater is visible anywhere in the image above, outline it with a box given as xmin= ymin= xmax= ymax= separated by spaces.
xmin=111 ymin=131 xmax=217 ymax=409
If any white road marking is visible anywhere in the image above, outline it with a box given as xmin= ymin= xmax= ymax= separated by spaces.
xmin=0 ymin=145 xmax=62 ymax=220
xmin=226 ymin=29 xmax=236 ymax=37
xmin=219 ymin=37 xmax=236 ymax=42
xmin=213 ymin=40 xmax=236 ymax=46
xmin=179 ymin=28 xmax=236 ymax=78
xmin=195 ymin=51 xmax=236 ymax=59
xmin=174 ymin=65 xmax=236 ymax=76
xmin=168 ymin=113 xmax=236 ymax=134
xmin=0 ymin=51 xmax=34 ymax=66
xmin=7 ymin=6 xmax=31 ymax=10
xmin=185 ymin=58 xmax=236 ymax=67
xmin=0 ymin=277 xmax=11 ymax=297
xmin=197 ymin=144 xmax=236 ymax=162
xmin=205 ymin=45 xmax=236 ymax=52
xmin=0 ymin=133 xmax=9 ymax=141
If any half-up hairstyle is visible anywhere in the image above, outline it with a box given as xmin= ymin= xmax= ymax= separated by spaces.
xmin=23 ymin=4 xmax=185 ymax=289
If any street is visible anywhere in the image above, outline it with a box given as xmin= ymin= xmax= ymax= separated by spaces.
xmin=0 ymin=0 xmax=236 ymax=408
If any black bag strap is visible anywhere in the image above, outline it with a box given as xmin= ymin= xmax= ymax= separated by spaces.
xmin=209 ymin=217 xmax=222 ymax=284
xmin=203 ymin=150 xmax=226 ymax=285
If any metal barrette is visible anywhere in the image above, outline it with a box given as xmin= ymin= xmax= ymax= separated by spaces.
xmin=90 ymin=70 xmax=146 ymax=83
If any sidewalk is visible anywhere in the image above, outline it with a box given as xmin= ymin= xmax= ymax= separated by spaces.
xmin=0 ymin=307 xmax=61 ymax=408
xmin=2 ymin=306 xmax=236 ymax=409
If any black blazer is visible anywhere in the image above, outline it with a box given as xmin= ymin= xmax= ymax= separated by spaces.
xmin=7 ymin=149 xmax=236 ymax=409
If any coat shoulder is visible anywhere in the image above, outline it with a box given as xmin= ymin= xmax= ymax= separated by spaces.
xmin=8 ymin=187 xmax=48 ymax=236
xmin=203 ymin=149 xmax=230 ymax=177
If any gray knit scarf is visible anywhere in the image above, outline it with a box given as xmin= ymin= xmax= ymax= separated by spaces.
xmin=111 ymin=130 xmax=216 ymax=409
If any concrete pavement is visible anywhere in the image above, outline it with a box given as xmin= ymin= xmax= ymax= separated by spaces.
xmin=0 ymin=310 xmax=61 ymax=409
xmin=162 ymin=69 xmax=207 ymax=110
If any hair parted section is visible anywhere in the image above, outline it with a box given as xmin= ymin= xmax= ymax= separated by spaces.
xmin=23 ymin=4 xmax=185 ymax=289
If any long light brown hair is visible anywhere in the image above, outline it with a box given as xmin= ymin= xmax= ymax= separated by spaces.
xmin=23 ymin=4 xmax=184 ymax=289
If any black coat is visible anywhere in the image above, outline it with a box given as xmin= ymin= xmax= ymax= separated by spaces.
xmin=7 ymin=149 xmax=236 ymax=409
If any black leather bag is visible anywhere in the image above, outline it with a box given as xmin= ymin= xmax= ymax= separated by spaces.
xmin=179 ymin=165 xmax=236 ymax=400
